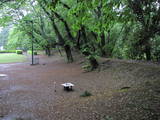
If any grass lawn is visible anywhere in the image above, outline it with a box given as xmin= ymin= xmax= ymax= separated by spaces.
xmin=0 ymin=53 xmax=27 ymax=64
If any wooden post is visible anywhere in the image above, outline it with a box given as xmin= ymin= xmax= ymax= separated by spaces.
xmin=54 ymin=82 xmax=56 ymax=92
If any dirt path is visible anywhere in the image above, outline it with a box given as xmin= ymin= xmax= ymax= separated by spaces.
xmin=0 ymin=54 xmax=160 ymax=120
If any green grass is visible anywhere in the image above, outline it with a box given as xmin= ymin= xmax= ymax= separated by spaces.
xmin=0 ymin=53 xmax=27 ymax=64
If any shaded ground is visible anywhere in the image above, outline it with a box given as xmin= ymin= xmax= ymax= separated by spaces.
xmin=0 ymin=53 xmax=160 ymax=120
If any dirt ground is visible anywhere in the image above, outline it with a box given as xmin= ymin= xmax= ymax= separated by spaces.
xmin=0 ymin=53 xmax=160 ymax=120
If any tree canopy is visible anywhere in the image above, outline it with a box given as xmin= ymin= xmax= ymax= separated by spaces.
xmin=0 ymin=0 xmax=160 ymax=69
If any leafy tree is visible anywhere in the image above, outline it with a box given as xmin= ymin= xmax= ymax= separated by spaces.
xmin=127 ymin=0 xmax=160 ymax=60
xmin=1 ymin=0 xmax=160 ymax=69
xmin=6 ymin=27 xmax=30 ymax=50
xmin=37 ymin=0 xmax=74 ymax=62
xmin=0 ymin=26 xmax=11 ymax=47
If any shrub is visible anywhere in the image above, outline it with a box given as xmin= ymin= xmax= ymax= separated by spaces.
xmin=27 ymin=50 xmax=38 ymax=55
xmin=0 ymin=50 xmax=16 ymax=53
xmin=103 ymin=116 xmax=113 ymax=120
xmin=16 ymin=50 xmax=23 ymax=54
xmin=82 ymin=64 xmax=92 ymax=71
xmin=34 ymin=51 xmax=38 ymax=55
xmin=80 ymin=91 xmax=92 ymax=97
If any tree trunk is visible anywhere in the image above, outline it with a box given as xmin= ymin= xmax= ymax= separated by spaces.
xmin=89 ymin=57 xmax=99 ymax=70
xmin=100 ymin=31 xmax=106 ymax=56
xmin=81 ymin=26 xmax=88 ymax=44
xmin=64 ymin=45 xmax=73 ymax=63
xmin=76 ymin=30 xmax=81 ymax=50
xmin=143 ymin=30 xmax=152 ymax=61
xmin=47 ymin=47 xmax=51 ymax=56
xmin=45 ymin=47 xmax=51 ymax=56
xmin=107 ymin=30 xmax=110 ymax=44
xmin=52 ymin=20 xmax=73 ymax=62
xmin=57 ymin=47 xmax=63 ymax=56
xmin=80 ymin=26 xmax=99 ymax=69
xmin=39 ymin=1 xmax=74 ymax=62
xmin=45 ymin=49 xmax=48 ymax=55
xmin=145 ymin=44 xmax=151 ymax=61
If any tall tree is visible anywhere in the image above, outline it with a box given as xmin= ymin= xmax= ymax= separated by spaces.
xmin=128 ymin=0 xmax=160 ymax=60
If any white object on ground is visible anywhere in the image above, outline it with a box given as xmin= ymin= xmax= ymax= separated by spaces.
xmin=61 ymin=83 xmax=74 ymax=91
xmin=0 ymin=74 xmax=7 ymax=77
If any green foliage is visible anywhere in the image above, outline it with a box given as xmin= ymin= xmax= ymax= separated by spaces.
xmin=0 ymin=15 xmax=13 ymax=27
xmin=1 ymin=0 xmax=160 ymax=63
xmin=103 ymin=116 xmax=113 ymax=120
xmin=0 ymin=50 xmax=16 ymax=53
xmin=27 ymin=50 xmax=38 ymax=55
xmin=152 ymin=35 xmax=160 ymax=61
xmin=82 ymin=64 xmax=92 ymax=71
xmin=80 ymin=91 xmax=92 ymax=97
xmin=16 ymin=50 xmax=23 ymax=54
xmin=0 ymin=26 xmax=11 ymax=47
xmin=6 ymin=27 xmax=31 ymax=50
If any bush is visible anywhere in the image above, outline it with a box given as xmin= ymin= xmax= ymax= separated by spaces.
xmin=34 ymin=51 xmax=38 ymax=55
xmin=103 ymin=116 xmax=113 ymax=120
xmin=82 ymin=64 xmax=91 ymax=71
xmin=80 ymin=91 xmax=92 ymax=97
xmin=16 ymin=50 xmax=23 ymax=54
xmin=0 ymin=50 xmax=16 ymax=53
xmin=27 ymin=50 xmax=38 ymax=55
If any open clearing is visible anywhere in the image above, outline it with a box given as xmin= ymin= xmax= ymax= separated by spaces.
xmin=0 ymin=54 xmax=160 ymax=120
xmin=0 ymin=53 xmax=27 ymax=64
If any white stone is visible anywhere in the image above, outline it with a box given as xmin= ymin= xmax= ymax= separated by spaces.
xmin=61 ymin=83 xmax=74 ymax=87
xmin=0 ymin=74 xmax=7 ymax=77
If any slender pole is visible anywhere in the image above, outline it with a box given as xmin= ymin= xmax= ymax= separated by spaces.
xmin=31 ymin=21 xmax=34 ymax=65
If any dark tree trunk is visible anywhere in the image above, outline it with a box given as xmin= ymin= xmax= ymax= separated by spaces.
xmin=47 ymin=47 xmax=51 ymax=56
xmin=64 ymin=45 xmax=73 ymax=63
xmin=45 ymin=49 xmax=48 ymax=55
xmin=91 ymin=31 xmax=98 ymax=40
xmin=89 ymin=57 xmax=99 ymax=70
xmin=81 ymin=26 xmax=88 ymax=44
xmin=39 ymin=0 xmax=74 ymax=62
xmin=51 ymin=19 xmax=73 ymax=62
xmin=45 ymin=47 xmax=51 ymax=56
xmin=101 ymin=32 xmax=105 ymax=46
xmin=100 ymin=31 xmax=106 ymax=56
xmin=107 ymin=30 xmax=110 ymax=44
xmin=143 ymin=30 xmax=152 ymax=61
xmin=76 ymin=30 xmax=81 ymax=50
xmin=145 ymin=44 xmax=151 ymax=61
xmin=57 ymin=47 xmax=63 ymax=56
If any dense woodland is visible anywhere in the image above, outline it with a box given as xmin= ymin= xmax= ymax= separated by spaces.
xmin=0 ymin=0 xmax=160 ymax=69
